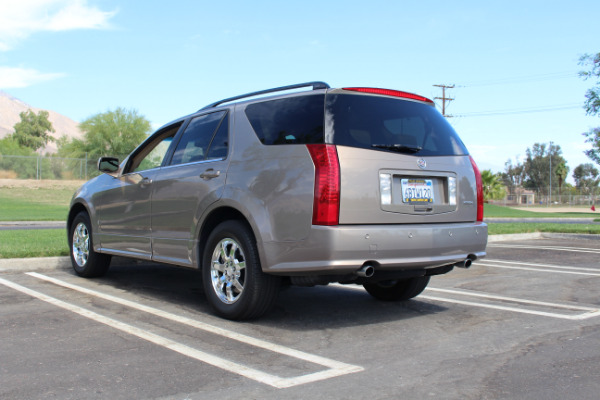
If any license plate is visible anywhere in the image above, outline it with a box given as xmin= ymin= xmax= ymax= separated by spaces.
xmin=401 ymin=179 xmax=434 ymax=204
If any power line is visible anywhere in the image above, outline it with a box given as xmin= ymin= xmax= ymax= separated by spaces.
xmin=455 ymin=103 xmax=581 ymax=117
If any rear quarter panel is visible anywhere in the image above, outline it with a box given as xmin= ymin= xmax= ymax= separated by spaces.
xmin=220 ymin=106 xmax=316 ymax=243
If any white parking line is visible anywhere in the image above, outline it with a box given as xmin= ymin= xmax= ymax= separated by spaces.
xmin=332 ymin=284 xmax=600 ymax=321
xmin=488 ymin=244 xmax=600 ymax=254
xmin=479 ymin=259 xmax=600 ymax=273
xmin=419 ymin=295 xmax=600 ymax=320
xmin=425 ymin=287 xmax=599 ymax=311
xmin=476 ymin=259 xmax=600 ymax=277
xmin=0 ymin=274 xmax=363 ymax=389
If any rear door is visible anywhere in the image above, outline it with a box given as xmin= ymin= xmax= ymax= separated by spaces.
xmin=326 ymin=90 xmax=478 ymax=224
xmin=150 ymin=110 xmax=230 ymax=266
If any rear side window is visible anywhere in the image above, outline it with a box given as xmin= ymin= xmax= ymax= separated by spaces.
xmin=170 ymin=111 xmax=227 ymax=165
xmin=245 ymin=94 xmax=325 ymax=145
xmin=325 ymin=94 xmax=468 ymax=156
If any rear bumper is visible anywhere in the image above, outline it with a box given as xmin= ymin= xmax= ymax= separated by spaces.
xmin=261 ymin=222 xmax=487 ymax=275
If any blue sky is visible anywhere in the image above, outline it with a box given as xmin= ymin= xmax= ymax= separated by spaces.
xmin=1 ymin=0 xmax=599 ymax=182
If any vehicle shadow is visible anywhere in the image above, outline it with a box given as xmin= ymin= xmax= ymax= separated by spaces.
xmin=85 ymin=260 xmax=448 ymax=330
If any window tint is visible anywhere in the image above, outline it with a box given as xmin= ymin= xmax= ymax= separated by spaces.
xmin=170 ymin=111 xmax=226 ymax=165
xmin=245 ymin=94 xmax=325 ymax=145
xmin=326 ymin=94 xmax=468 ymax=156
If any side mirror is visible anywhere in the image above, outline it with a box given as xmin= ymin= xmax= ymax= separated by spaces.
xmin=98 ymin=157 xmax=120 ymax=176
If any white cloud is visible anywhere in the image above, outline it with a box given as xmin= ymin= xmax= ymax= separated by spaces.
xmin=0 ymin=66 xmax=66 ymax=88
xmin=0 ymin=0 xmax=116 ymax=51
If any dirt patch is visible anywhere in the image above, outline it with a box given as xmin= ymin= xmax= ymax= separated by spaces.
xmin=0 ymin=179 xmax=85 ymax=190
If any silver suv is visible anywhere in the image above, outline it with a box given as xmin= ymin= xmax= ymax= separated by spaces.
xmin=68 ymin=82 xmax=487 ymax=320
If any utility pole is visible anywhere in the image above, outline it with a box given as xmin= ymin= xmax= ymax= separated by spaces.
xmin=549 ymin=141 xmax=553 ymax=207
xmin=433 ymin=84 xmax=455 ymax=117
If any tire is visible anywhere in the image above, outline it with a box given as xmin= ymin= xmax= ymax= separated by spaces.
xmin=69 ymin=211 xmax=111 ymax=278
xmin=202 ymin=220 xmax=280 ymax=320
xmin=363 ymin=276 xmax=430 ymax=301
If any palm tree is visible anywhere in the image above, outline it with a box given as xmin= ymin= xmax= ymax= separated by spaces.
xmin=554 ymin=161 xmax=569 ymax=203
xmin=481 ymin=170 xmax=506 ymax=202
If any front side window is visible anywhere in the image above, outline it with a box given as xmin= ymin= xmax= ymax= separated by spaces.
xmin=126 ymin=123 xmax=182 ymax=173
xmin=325 ymin=94 xmax=468 ymax=156
xmin=245 ymin=94 xmax=325 ymax=145
xmin=170 ymin=111 xmax=227 ymax=165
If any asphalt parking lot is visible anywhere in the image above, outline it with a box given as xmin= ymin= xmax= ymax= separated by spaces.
xmin=1 ymin=237 xmax=599 ymax=400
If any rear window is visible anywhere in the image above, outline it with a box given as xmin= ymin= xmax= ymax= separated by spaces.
xmin=325 ymin=94 xmax=468 ymax=156
xmin=245 ymin=94 xmax=325 ymax=145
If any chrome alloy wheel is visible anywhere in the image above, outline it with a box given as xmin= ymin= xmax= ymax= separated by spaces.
xmin=72 ymin=222 xmax=90 ymax=267
xmin=210 ymin=238 xmax=246 ymax=304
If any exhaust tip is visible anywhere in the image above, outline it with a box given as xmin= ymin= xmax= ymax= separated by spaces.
xmin=455 ymin=258 xmax=473 ymax=269
xmin=357 ymin=265 xmax=375 ymax=278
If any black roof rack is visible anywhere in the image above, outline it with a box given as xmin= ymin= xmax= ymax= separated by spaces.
xmin=199 ymin=81 xmax=330 ymax=110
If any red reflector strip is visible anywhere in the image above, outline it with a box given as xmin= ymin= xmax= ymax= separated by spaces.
xmin=306 ymin=144 xmax=340 ymax=226
xmin=469 ymin=156 xmax=484 ymax=222
xmin=342 ymin=87 xmax=434 ymax=104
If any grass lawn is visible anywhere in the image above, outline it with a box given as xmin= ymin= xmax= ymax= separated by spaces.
xmin=0 ymin=185 xmax=76 ymax=221
xmin=0 ymin=229 xmax=68 ymax=258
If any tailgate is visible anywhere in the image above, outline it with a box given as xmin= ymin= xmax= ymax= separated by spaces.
xmin=337 ymin=146 xmax=478 ymax=224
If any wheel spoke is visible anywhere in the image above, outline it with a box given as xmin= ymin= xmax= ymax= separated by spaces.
xmin=212 ymin=260 xmax=226 ymax=273
xmin=226 ymin=284 xmax=235 ymax=302
xmin=220 ymin=241 xmax=230 ymax=262
xmin=232 ymin=278 xmax=244 ymax=293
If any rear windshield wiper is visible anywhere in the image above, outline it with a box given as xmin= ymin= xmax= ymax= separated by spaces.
xmin=372 ymin=144 xmax=422 ymax=154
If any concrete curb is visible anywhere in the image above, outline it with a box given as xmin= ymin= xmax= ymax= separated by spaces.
xmin=0 ymin=255 xmax=146 ymax=273
xmin=487 ymin=232 xmax=543 ymax=242
xmin=0 ymin=256 xmax=71 ymax=273
xmin=487 ymin=232 xmax=600 ymax=242
xmin=0 ymin=221 xmax=65 ymax=226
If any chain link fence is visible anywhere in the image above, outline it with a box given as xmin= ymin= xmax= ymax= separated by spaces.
xmin=0 ymin=154 xmax=100 ymax=180
xmin=491 ymin=186 xmax=599 ymax=207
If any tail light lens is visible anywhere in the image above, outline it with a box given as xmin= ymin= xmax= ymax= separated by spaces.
xmin=307 ymin=144 xmax=340 ymax=225
xmin=469 ymin=156 xmax=484 ymax=222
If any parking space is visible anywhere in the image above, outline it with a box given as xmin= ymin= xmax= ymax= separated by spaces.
xmin=1 ymin=237 xmax=599 ymax=399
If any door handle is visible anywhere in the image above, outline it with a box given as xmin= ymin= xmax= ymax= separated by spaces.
xmin=200 ymin=169 xmax=221 ymax=180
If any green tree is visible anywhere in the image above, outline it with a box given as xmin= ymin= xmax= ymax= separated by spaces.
xmin=554 ymin=161 xmax=569 ymax=203
xmin=481 ymin=169 xmax=505 ymax=201
xmin=59 ymin=107 xmax=151 ymax=161
xmin=579 ymin=53 xmax=600 ymax=165
xmin=11 ymin=109 xmax=55 ymax=151
xmin=572 ymin=163 xmax=600 ymax=191
xmin=0 ymin=137 xmax=37 ymax=178
xmin=523 ymin=142 xmax=567 ymax=196
xmin=501 ymin=158 xmax=524 ymax=192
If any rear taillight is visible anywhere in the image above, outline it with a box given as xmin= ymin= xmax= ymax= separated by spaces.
xmin=307 ymin=144 xmax=340 ymax=226
xmin=342 ymin=87 xmax=435 ymax=104
xmin=469 ymin=156 xmax=484 ymax=222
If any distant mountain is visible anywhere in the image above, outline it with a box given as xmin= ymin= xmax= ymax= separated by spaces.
xmin=0 ymin=91 xmax=82 ymax=154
